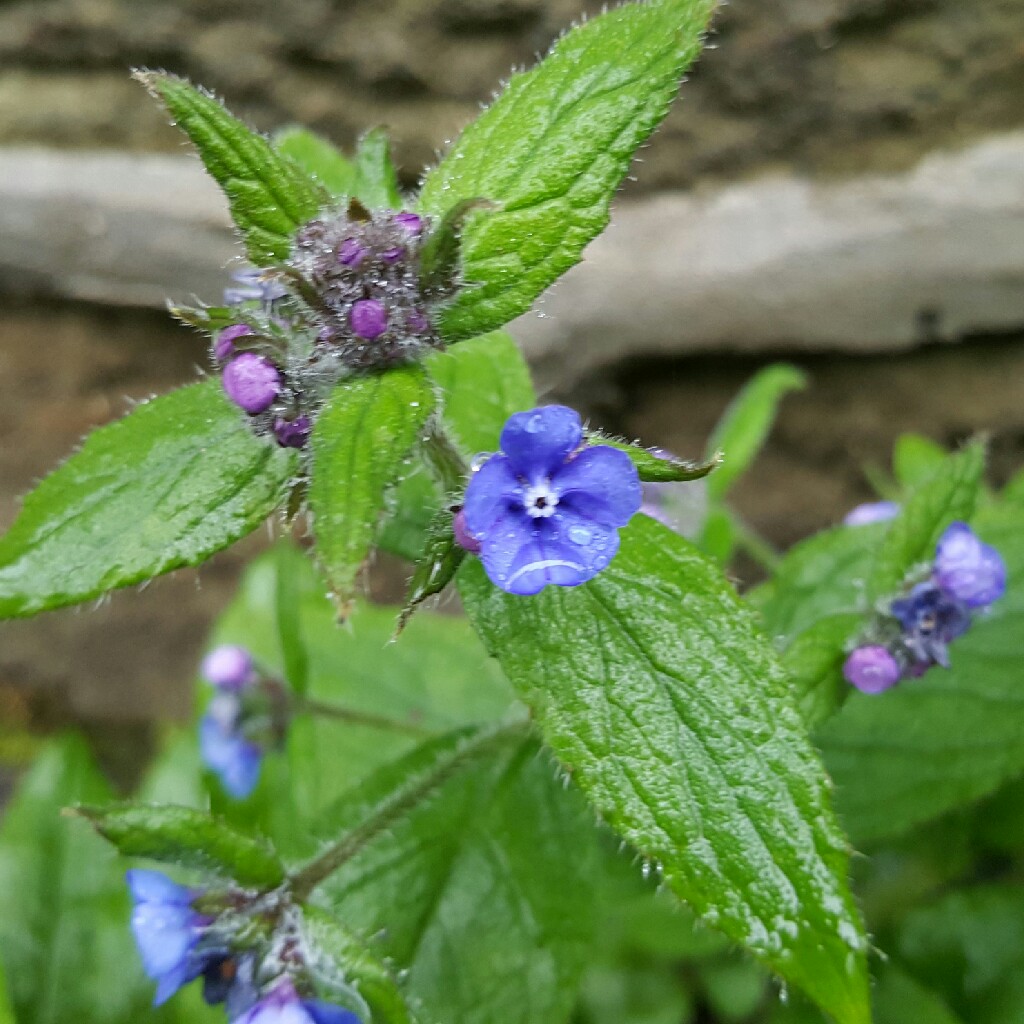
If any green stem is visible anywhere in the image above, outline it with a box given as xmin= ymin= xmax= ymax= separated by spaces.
xmin=731 ymin=513 xmax=781 ymax=573
xmin=420 ymin=417 xmax=470 ymax=495
xmin=288 ymin=717 xmax=528 ymax=901
xmin=298 ymin=698 xmax=436 ymax=737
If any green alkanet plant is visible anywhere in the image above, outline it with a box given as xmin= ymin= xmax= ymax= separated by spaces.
xmin=7 ymin=2 xmax=978 ymax=1023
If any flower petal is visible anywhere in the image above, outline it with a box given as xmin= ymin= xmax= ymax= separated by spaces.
xmin=199 ymin=715 xmax=262 ymax=798
xmin=552 ymin=445 xmax=642 ymax=527
xmin=462 ymin=455 xmax=522 ymax=538
xmin=303 ymin=1001 xmax=364 ymax=1024
xmin=934 ymin=521 xmax=1007 ymax=607
xmin=126 ymin=869 xmax=191 ymax=907
xmin=131 ymin=900 xmax=196 ymax=983
xmin=499 ymin=406 xmax=582 ymax=478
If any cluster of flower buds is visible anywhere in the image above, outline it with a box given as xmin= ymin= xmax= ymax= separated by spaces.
xmin=127 ymin=869 xmax=360 ymax=1023
xmin=455 ymin=405 xmax=642 ymax=595
xmin=199 ymin=645 xmax=289 ymax=799
xmin=213 ymin=201 xmax=445 ymax=450
xmin=843 ymin=521 xmax=1006 ymax=694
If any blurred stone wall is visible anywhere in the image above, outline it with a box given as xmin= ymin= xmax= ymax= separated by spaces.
xmin=1 ymin=0 xmax=1023 ymax=778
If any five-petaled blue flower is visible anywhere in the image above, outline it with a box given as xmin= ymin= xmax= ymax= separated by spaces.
xmin=462 ymin=405 xmax=641 ymax=595
xmin=199 ymin=644 xmax=264 ymax=799
xmin=127 ymin=869 xmax=216 ymax=1005
xmin=234 ymin=978 xmax=362 ymax=1024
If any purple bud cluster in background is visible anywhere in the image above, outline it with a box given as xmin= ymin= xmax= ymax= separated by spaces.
xmin=843 ymin=521 xmax=1006 ymax=694
xmin=198 ymin=644 xmax=276 ymax=799
xmin=459 ymin=405 xmax=642 ymax=595
xmin=126 ymin=869 xmax=360 ymax=1022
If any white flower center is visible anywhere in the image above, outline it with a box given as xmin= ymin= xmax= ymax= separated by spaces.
xmin=523 ymin=479 xmax=559 ymax=518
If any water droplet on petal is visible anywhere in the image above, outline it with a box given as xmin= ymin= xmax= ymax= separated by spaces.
xmin=568 ymin=525 xmax=592 ymax=545
xmin=525 ymin=413 xmax=543 ymax=433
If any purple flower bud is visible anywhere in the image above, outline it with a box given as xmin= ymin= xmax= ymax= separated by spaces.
xmin=214 ymin=324 xmax=254 ymax=362
xmin=393 ymin=211 xmax=423 ymax=235
xmin=452 ymin=509 xmax=482 ymax=553
xmin=201 ymin=644 xmax=253 ymax=689
xmin=222 ymin=354 xmax=282 ymax=414
xmin=934 ymin=521 xmax=1007 ymax=608
xmin=273 ymin=415 xmax=312 ymax=450
xmin=234 ymin=978 xmax=362 ymax=1024
xmin=843 ymin=645 xmax=901 ymax=694
xmin=844 ymin=500 xmax=900 ymax=527
xmin=381 ymin=245 xmax=406 ymax=264
xmin=350 ymin=299 xmax=388 ymax=340
xmin=406 ymin=308 xmax=430 ymax=333
xmin=338 ymin=238 xmax=367 ymax=267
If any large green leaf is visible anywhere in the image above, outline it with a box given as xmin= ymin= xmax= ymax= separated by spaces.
xmin=139 ymin=73 xmax=328 ymax=264
xmin=867 ymin=441 xmax=985 ymax=599
xmin=705 ymin=364 xmax=806 ymax=502
xmin=316 ymin=727 xmax=601 ymax=1024
xmin=274 ymin=126 xmax=355 ymax=198
xmin=352 ymin=127 xmax=404 ymax=210
xmin=460 ymin=515 xmax=870 ymax=1024
xmin=0 ymin=380 xmax=295 ymax=618
xmin=418 ymin=0 xmax=715 ymax=342
xmin=819 ymin=499 xmax=1024 ymax=844
xmin=75 ymin=803 xmax=286 ymax=888
xmin=0 ymin=737 xmax=157 ymax=1024
xmin=310 ymin=368 xmax=436 ymax=608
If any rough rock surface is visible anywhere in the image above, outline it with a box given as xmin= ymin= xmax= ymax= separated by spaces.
xmin=0 ymin=0 xmax=1022 ymax=190
xmin=3 ymin=135 xmax=1023 ymax=389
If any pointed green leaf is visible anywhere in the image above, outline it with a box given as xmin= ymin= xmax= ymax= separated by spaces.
xmin=867 ymin=441 xmax=985 ymax=599
xmin=353 ymin=127 xmax=403 ymax=210
xmin=274 ymin=126 xmax=355 ymax=197
xmin=397 ymin=511 xmax=466 ymax=634
xmin=0 ymin=737 xmax=156 ymax=1024
xmin=310 ymin=367 xmax=436 ymax=609
xmin=588 ymin=435 xmax=720 ymax=483
xmin=0 ymin=380 xmax=295 ymax=619
xmin=302 ymin=908 xmax=421 ymax=1024
xmin=317 ymin=728 xmax=601 ymax=1024
xmin=782 ymin=612 xmax=863 ymax=729
xmin=418 ymin=0 xmax=715 ymax=341
xmin=706 ymin=364 xmax=807 ymax=502
xmin=75 ymin=802 xmax=286 ymax=888
xmin=820 ymin=500 xmax=1024 ymax=844
xmin=460 ymin=515 xmax=870 ymax=1024
xmin=139 ymin=73 xmax=328 ymax=263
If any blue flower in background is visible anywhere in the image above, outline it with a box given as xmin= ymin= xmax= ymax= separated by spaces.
xmin=933 ymin=521 xmax=1006 ymax=608
xmin=890 ymin=581 xmax=971 ymax=670
xmin=462 ymin=405 xmax=641 ymax=596
xmin=127 ymin=869 xmax=213 ymax=1005
xmin=843 ymin=500 xmax=899 ymax=527
xmin=234 ymin=978 xmax=362 ymax=1024
xmin=199 ymin=644 xmax=264 ymax=799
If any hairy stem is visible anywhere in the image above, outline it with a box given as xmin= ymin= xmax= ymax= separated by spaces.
xmin=288 ymin=716 xmax=528 ymax=900
xmin=420 ymin=416 xmax=469 ymax=496
xmin=298 ymin=697 xmax=436 ymax=736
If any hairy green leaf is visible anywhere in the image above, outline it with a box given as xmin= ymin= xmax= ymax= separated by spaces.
xmin=418 ymin=0 xmax=715 ymax=341
xmin=317 ymin=728 xmax=601 ymax=1024
xmin=867 ymin=441 xmax=985 ymax=599
xmin=706 ymin=363 xmax=807 ymax=502
xmin=139 ymin=73 xmax=328 ymax=263
xmin=588 ymin=435 xmax=720 ymax=483
xmin=75 ymin=803 xmax=286 ymax=888
xmin=310 ymin=368 xmax=436 ymax=609
xmin=353 ymin=127 xmax=403 ymax=210
xmin=0 ymin=381 xmax=295 ymax=619
xmin=274 ymin=126 xmax=355 ymax=197
xmin=461 ymin=515 xmax=870 ymax=1024
xmin=782 ymin=612 xmax=863 ymax=729
xmin=820 ymin=500 xmax=1024 ymax=844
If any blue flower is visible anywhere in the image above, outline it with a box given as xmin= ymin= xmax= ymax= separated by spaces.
xmin=199 ymin=694 xmax=264 ymax=799
xmin=890 ymin=581 xmax=971 ymax=670
xmin=234 ymin=979 xmax=362 ymax=1024
xmin=126 ymin=869 xmax=212 ymax=1005
xmin=462 ymin=405 xmax=641 ymax=595
xmin=934 ymin=521 xmax=1006 ymax=608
